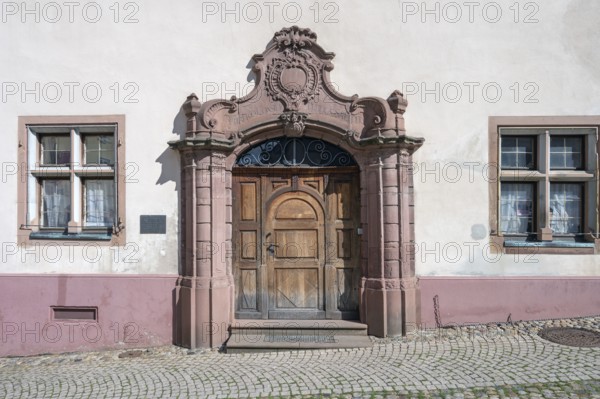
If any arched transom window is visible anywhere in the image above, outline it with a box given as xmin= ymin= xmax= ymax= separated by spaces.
xmin=236 ymin=137 xmax=356 ymax=167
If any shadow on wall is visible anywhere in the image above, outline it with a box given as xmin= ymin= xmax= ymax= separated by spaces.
xmin=154 ymin=104 xmax=187 ymax=337
xmin=156 ymin=105 xmax=186 ymax=191
xmin=155 ymin=104 xmax=186 ymax=270
xmin=245 ymin=58 xmax=257 ymax=84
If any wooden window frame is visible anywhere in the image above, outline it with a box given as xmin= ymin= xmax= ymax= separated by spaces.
xmin=489 ymin=116 xmax=600 ymax=255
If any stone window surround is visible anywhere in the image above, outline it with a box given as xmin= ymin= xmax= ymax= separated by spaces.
xmin=17 ymin=115 xmax=126 ymax=247
xmin=488 ymin=115 xmax=600 ymax=255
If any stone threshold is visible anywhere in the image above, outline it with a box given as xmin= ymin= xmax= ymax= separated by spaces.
xmin=225 ymin=319 xmax=371 ymax=353
xmin=230 ymin=319 xmax=368 ymax=330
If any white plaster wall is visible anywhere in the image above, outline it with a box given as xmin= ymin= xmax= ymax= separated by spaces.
xmin=0 ymin=0 xmax=598 ymax=275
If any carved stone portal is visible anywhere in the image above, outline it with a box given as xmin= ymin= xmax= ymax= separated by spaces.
xmin=170 ymin=26 xmax=424 ymax=349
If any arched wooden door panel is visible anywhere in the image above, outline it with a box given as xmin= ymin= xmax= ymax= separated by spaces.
xmin=266 ymin=191 xmax=325 ymax=319
xmin=233 ymin=168 xmax=360 ymax=320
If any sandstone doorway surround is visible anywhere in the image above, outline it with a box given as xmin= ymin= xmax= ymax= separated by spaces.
xmin=169 ymin=26 xmax=424 ymax=349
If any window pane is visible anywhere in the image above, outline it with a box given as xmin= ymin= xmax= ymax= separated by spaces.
xmin=501 ymin=153 xmax=516 ymax=168
xmin=502 ymin=137 xmax=517 ymax=152
xmin=85 ymin=135 xmax=114 ymax=165
xmin=99 ymin=135 xmax=114 ymax=165
xmin=500 ymin=183 xmax=534 ymax=234
xmin=516 ymin=153 xmax=534 ymax=170
xmin=550 ymin=153 xmax=564 ymax=169
xmin=564 ymin=137 xmax=582 ymax=153
xmin=99 ymin=154 xmax=114 ymax=165
xmin=550 ymin=137 xmax=563 ymax=152
xmin=566 ymin=154 xmax=582 ymax=169
xmin=85 ymin=180 xmax=115 ymax=227
xmin=42 ymin=180 xmax=71 ymax=228
xmin=41 ymin=136 xmax=71 ymax=165
xmin=550 ymin=136 xmax=583 ymax=169
xmin=501 ymin=136 xmax=534 ymax=169
xmin=516 ymin=140 xmax=532 ymax=153
xmin=550 ymin=183 xmax=583 ymax=234
xmin=99 ymin=135 xmax=114 ymax=150
xmin=86 ymin=151 xmax=99 ymax=165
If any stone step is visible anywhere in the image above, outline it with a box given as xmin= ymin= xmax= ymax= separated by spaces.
xmin=230 ymin=319 xmax=368 ymax=336
xmin=225 ymin=333 xmax=373 ymax=353
xmin=225 ymin=320 xmax=372 ymax=353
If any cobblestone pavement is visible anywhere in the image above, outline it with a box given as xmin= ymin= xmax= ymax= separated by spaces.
xmin=0 ymin=317 xmax=599 ymax=398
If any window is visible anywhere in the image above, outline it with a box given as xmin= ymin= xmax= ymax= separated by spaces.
xmin=17 ymin=116 xmax=126 ymax=245
xmin=489 ymin=116 xmax=600 ymax=254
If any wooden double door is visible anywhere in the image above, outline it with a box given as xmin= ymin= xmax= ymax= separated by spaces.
xmin=233 ymin=168 xmax=360 ymax=320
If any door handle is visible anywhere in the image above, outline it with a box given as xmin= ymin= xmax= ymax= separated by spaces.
xmin=265 ymin=243 xmax=279 ymax=254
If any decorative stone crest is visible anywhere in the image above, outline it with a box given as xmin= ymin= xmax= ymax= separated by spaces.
xmin=280 ymin=111 xmax=308 ymax=136
xmin=170 ymin=26 xmax=424 ymax=153
xmin=273 ymin=26 xmax=317 ymax=52
xmin=266 ymin=52 xmax=320 ymax=111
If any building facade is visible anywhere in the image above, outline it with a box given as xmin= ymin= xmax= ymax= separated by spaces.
xmin=1 ymin=0 xmax=599 ymax=356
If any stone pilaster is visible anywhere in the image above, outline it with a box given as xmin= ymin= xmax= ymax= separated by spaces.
xmin=175 ymin=149 xmax=234 ymax=349
xmin=360 ymin=147 xmax=420 ymax=337
xmin=172 ymin=92 xmax=234 ymax=349
xmin=398 ymin=149 xmax=421 ymax=332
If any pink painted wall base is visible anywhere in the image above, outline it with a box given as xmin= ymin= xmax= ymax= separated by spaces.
xmin=419 ymin=276 xmax=600 ymax=328
xmin=0 ymin=274 xmax=178 ymax=357
xmin=3 ymin=274 xmax=599 ymax=356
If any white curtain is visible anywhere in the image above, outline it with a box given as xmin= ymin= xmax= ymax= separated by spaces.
xmin=550 ymin=184 xmax=581 ymax=234
xmin=500 ymin=184 xmax=532 ymax=234
xmin=86 ymin=180 xmax=115 ymax=227
xmin=42 ymin=180 xmax=70 ymax=227
xmin=550 ymin=194 xmax=569 ymax=233
xmin=500 ymin=191 xmax=520 ymax=233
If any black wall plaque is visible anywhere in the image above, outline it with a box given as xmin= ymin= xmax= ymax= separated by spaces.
xmin=140 ymin=215 xmax=166 ymax=234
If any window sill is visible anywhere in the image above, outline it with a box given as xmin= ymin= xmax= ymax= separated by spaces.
xmin=504 ymin=240 xmax=594 ymax=249
xmin=29 ymin=231 xmax=112 ymax=241
xmin=498 ymin=238 xmax=596 ymax=255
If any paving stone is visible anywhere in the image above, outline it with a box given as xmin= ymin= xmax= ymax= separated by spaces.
xmin=0 ymin=316 xmax=599 ymax=398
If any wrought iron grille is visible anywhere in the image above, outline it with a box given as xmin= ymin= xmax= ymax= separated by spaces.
xmin=236 ymin=137 xmax=356 ymax=167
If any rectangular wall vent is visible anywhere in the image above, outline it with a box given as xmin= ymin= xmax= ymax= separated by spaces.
xmin=52 ymin=307 xmax=97 ymax=321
